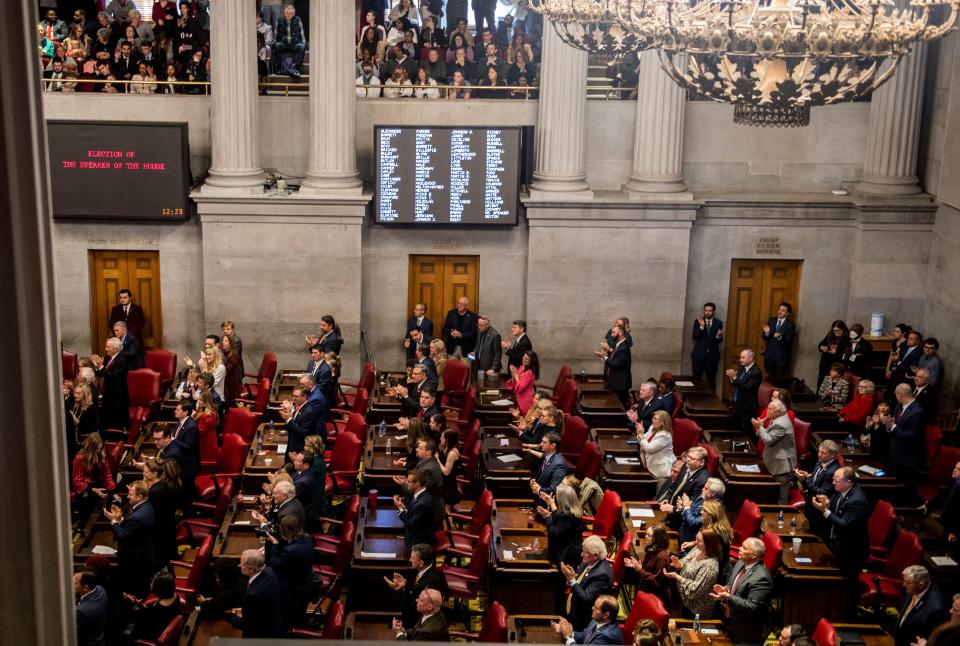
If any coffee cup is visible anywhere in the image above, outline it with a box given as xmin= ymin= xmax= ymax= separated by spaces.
xmin=792 ymin=537 xmax=802 ymax=555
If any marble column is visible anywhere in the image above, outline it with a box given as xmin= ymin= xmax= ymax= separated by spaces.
xmin=300 ymin=0 xmax=363 ymax=194
xmin=202 ymin=0 xmax=264 ymax=194
xmin=855 ymin=45 xmax=928 ymax=195
xmin=624 ymin=51 xmax=690 ymax=197
xmin=529 ymin=18 xmax=592 ymax=196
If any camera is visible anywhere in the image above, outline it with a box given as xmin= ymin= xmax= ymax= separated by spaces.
xmin=256 ymin=521 xmax=278 ymax=539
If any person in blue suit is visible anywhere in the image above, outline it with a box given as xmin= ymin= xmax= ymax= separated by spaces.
xmin=881 ymin=383 xmax=927 ymax=484
xmin=105 ymin=480 xmax=156 ymax=596
xmin=265 ymin=515 xmax=314 ymax=630
xmin=405 ymin=303 xmax=434 ymax=357
xmin=552 ymin=594 xmax=624 ymax=644
xmin=282 ymin=385 xmax=324 ymax=456
xmin=527 ymin=432 xmax=571 ymax=505
xmin=171 ymin=400 xmax=200 ymax=493
xmin=559 ymin=536 xmax=615 ymax=630
xmin=74 ymin=569 xmax=109 ymax=646
xmin=231 ymin=549 xmax=285 ymax=638
xmin=762 ymin=302 xmax=796 ymax=378
xmin=691 ymin=302 xmax=724 ymax=390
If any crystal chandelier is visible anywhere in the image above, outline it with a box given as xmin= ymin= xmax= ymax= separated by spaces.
xmin=532 ymin=0 xmax=959 ymax=127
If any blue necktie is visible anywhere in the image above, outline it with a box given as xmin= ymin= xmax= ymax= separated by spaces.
xmin=733 ymin=368 xmax=744 ymax=402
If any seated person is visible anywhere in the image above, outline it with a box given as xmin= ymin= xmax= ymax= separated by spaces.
xmin=818 ymin=362 xmax=850 ymax=410
xmin=656 ymin=378 xmax=677 ymax=414
xmin=838 ymin=379 xmax=875 ymax=427
xmin=273 ymin=5 xmax=305 ymax=78
xmin=198 ymin=558 xmax=247 ymax=620
xmin=123 ymin=571 xmax=181 ymax=642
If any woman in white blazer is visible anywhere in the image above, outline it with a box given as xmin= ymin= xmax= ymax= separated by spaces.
xmin=639 ymin=410 xmax=677 ymax=497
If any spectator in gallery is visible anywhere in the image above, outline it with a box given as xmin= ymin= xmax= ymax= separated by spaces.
xmin=130 ymin=61 xmax=158 ymax=94
xmin=256 ymin=12 xmax=275 ymax=49
xmin=507 ymin=49 xmax=535 ymax=85
xmin=129 ymin=11 xmax=154 ymax=45
xmin=40 ymin=8 xmax=69 ymax=44
xmin=414 ymin=67 xmax=441 ymax=98
xmin=274 ymin=4 xmax=306 ymax=78
xmin=446 ymin=32 xmax=475 ymax=64
xmin=384 ymin=66 xmax=414 ymax=98
xmin=420 ymin=15 xmax=445 ymax=51
xmin=447 ymin=69 xmax=472 ymax=99
xmin=357 ymin=27 xmax=386 ymax=67
xmin=818 ymin=362 xmax=851 ymax=410
xmin=386 ymin=17 xmax=409 ymax=48
xmin=420 ymin=47 xmax=447 ymax=85
xmin=447 ymin=45 xmax=474 ymax=83
xmin=359 ymin=10 xmax=386 ymax=44
xmin=161 ymin=62 xmax=180 ymax=94
xmin=64 ymin=24 xmax=92 ymax=60
xmin=154 ymin=29 xmax=175 ymax=65
xmin=181 ymin=49 xmax=207 ymax=95
xmin=257 ymin=31 xmax=271 ymax=91
xmin=43 ymin=58 xmax=66 ymax=91
xmin=388 ymin=0 xmax=421 ymax=27
xmin=38 ymin=26 xmax=56 ymax=58
xmin=152 ymin=0 xmax=179 ymax=31
xmin=507 ymin=31 xmax=536 ymax=67
xmin=480 ymin=42 xmax=508 ymax=81
xmin=139 ymin=40 xmax=163 ymax=69
xmin=400 ymin=28 xmax=419 ymax=60
xmin=106 ymin=0 xmax=138 ymax=26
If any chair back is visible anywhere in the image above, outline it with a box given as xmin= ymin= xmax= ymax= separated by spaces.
xmin=154 ymin=614 xmax=186 ymax=646
xmin=553 ymin=365 xmax=573 ymax=397
xmin=251 ymin=378 xmax=271 ymax=413
xmin=339 ymin=494 xmax=361 ymax=526
xmin=611 ymin=532 xmax=633 ymax=587
xmin=868 ymin=500 xmax=896 ymax=552
xmin=62 ymin=351 xmax=78 ymax=380
xmin=793 ymin=417 xmax=812 ymax=459
xmin=216 ymin=433 xmax=249 ymax=474
xmin=183 ymin=535 xmax=214 ymax=590
xmin=212 ymin=478 xmax=235 ymax=525
xmin=672 ymin=390 xmax=684 ymax=419
xmin=659 ymin=371 xmax=674 ymax=384
xmin=351 ymin=388 xmax=370 ymax=415
xmin=334 ymin=521 xmax=356 ymax=572
xmin=575 ymin=441 xmax=602 ymax=481
xmin=471 ymin=490 xmax=494 ymax=534
xmin=732 ymin=500 xmax=761 ymax=545
xmin=342 ymin=412 xmax=367 ymax=442
xmin=844 ymin=371 xmax=862 ymax=394
xmin=591 ymin=490 xmax=622 ymax=537
xmin=560 ymin=414 xmax=590 ymax=460
xmin=883 ymin=529 xmax=923 ymax=579
xmin=463 ymin=419 xmax=482 ymax=452
xmin=256 ymin=352 xmax=278 ymax=383
xmin=926 ymin=425 xmax=943 ymax=462
xmin=323 ymin=600 xmax=346 ymax=639
xmin=697 ymin=443 xmax=720 ymax=476
xmin=106 ymin=441 xmax=126 ymax=474
xmin=198 ymin=417 xmax=218 ymax=469
xmin=127 ymin=368 xmax=161 ymax=408
xmin=556 ymin=379 xmax=578 ymax=415
xmin=672 ymin=418 xmax=703 ymax=456
xmin=812 ymin=618 xmax=837 ymax=646
xmin=622 ymin=590 xmax=669 ymax=636
xmin=457 ymin=387 xmax=477 ymax=422
xmin=478 ymin=601 xmax=509 ymax=643
xmin=462 ymin=438 xmax=482 ymax=485
xmin=444 ymin=359 xmax=470 ymax=393
xmin=358 ymin=362 xmax=376 ymax=393
xmin=223 ymin=407 xmax=259 ymax=443
xmin=760 ymin=530 xmax=783 ymax=571
xmin=330 ymin=432 xmax=362 ymax=472
xmin=930 ymin=447 xmax=960 ymax=487
xmin=468 ymin=526 xmax=493 ymax=578
xmin=127 ymin=409 xmax=149 ymax=444
xmin=758 ymin=381 xmax=775 ymax=413
xmin=145 ymin=349 xmax=177 ymax=389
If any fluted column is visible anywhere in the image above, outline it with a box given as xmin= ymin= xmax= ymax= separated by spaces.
xmin=300 ymin=0 xmax=362 ymax=193
xmin=624 ymin=51 xmax=689 ymax=197
xmin=855 ymin=45 xmax=927 ymax=195
xmin=529 ymin=18 xmax=592 ymax=196
xmin=202 ymin=0 xmax=264 ymax=194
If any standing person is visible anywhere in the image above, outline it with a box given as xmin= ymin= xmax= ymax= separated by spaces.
xmin=74 ymin=569 xmax=108 ymax=646
xmin=816 ymin=321 xmax=850 ymax=386
xmin=762 ymin=302 xmax=796 ymax=378
xmin=472 ymin=0 xmax=497 ymax=35
xmin=507 ymin=350 xmax=539 ymax=415
xmin=221 ymin=320 xmax=244 ymax=375
xmin=623 ymin=524 xmax=673 ymax=608
xmin=436 ymin=429 xmax=462 ymax=512
xmin=552 ymin=595 xmax=624 ymax=645
xmin=727 ymin=349 xmax=762 ymax=436
xmin=70 ymin=432 xmax=115 ymax=518
xmin=220 ymin=335 xmax=243 ymax=405
xmin=663 ymin=529 xmax=722 ymax=619
xmin=391 ymin=589 xmax=450 ymax=641
xmin=895 ymin=566 xmax=949 ymax=646
xmin=394 ymin=470 xmax=438 ymax=552
xmin=560 ymin=536 xmax=615 ymax=631
xmin=538 ymin=483 xmax=587 ymax=568
xmin=757 ymin=399 xmax=797 ymax=504
xmin=66 ymin=381 xmax=99 ymax=450
xmin=502 ymin=319 xmax=533 ymax=370
xmin=890 ymin=330 xmax=923 ymax=387
xmin=473 ymin=315 xmax=503 ymax=375
xmin=812 ymin=467 xmax=870 ymax=590
xmin=880 ymin=383 xmax=926 ymax=484
xmin=794 ymin=440 xmax=841 ymax=535
xmin=843 ymin=324 xmax=874 ymax=378
xmin=406 ymin=302 xmax=434 ymax=344
xmin=383 ymin=544 xmax=449 ymax=629
xmin=691 ymin=302 xmax=724 ymax=390
xmin=108 ymin=288 xmax=145 ymax=341
xmin=230 ymin=549 xmax=285 ymax=639
xmin=442 ymin=296 xmax=478 ymax=357
xmin=92 ymin=337 xmax=130 ymax=431
xmin=602 ymin=323 xmax=632 ymax=409
xmin=307 ymin=315 xmax=343 ymax=354
xmin=113 ymin=321 xmax=144 ymax=369
xmin=639 ymin=410 xmax=676 ymax=497
xmin=142 ymin=457 xmax=181 ymax=569
xmin=710 ymin=537 xmax=774 ymax=645
xmin=104 ymin=480 xmax=156 ymax=596
xmin=264 ymin=515 xmax=313 ymax=630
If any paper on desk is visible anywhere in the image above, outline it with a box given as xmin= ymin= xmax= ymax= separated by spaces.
xmin=485 ymin=390 xmax=500 ymax=395
xmin=734 ymin=463 xmax=762 ymax=473
xmin=615 ymin=457 xmax=640 ymax=465
xmin=931 ymin=556 xmax=959 ymax=567
xmin=632 ymin=520 xmax=648 ymax=528
xmin=394 ymin=434 xmax=407 ymax=441
xmin=233 ymin=520 xmax=251 ymax=526
xmin=276 ymin=444 xmax=287 ymax=454
xmin=503 ymin=550 xmax=514 ymax=560
xmin=240 ymin=495 xmax=257 ymax=503
xmin=498 ymin=454 xmax=523 ymax=463
xmin=491 ymin=399 xmax=514 ymax=406
xmin=91 ymin=545 xmax=117 ymax=556
xmin=360 ymin=551 xmax=397 ymax=559
xmin=701 ymin=629 xmax=720 ymax=636
xmin=794 ymin=557 xmax=813 ymax=563
xmin=675 ymin=381 xmax=695 ymax=387
xmin=628 ymin=507 xmax=656 ymax=518
xmin=500 ymin=438 xmax=510 ymax=446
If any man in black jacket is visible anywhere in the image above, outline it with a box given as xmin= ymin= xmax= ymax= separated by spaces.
xmin=113 ymin=321 xmax=144 ymax=369
xmin=395 ymin=470 xmax=438 ymax=552
xmin=691 ymin=302 xmax=724 ymax=390
xmin=105 ymin=480 xmax=155 ymax=595
xmin=761 ymin=302 xmax=796 ymax=378
xmin=93 ymin=337 xmax=130 ymax=431
xmin=895 ymin=566 xmax=949 ymax=646
xmin=560 ymin=536 xmax=615 ymax=630
xmin=232 ymin=549 xmax=285 ymax=638
xmin=812 ymin=467 xmax=869 ymax=578
xmin=502 ymin=319 xmax=533 ymax=370
xmin=602 ymin=324 xmax=632 ymax=409
xmin=794 ymin=439 xmax=840 ymax=536
xmin=727 ymin=348 xmax=762 ymax=436
xmin=658 ymin=446 xmax=710 ymax=508
xmin=474 ymin=315 xmax=503 ymax=374
xmin=711 ymin=537 xmax=774 ymax=645
xmin=281 ymin=385 xmax=322 ymax=456
xmin=383 ymin=543 xmax=449 ymax=628
xmin=442 ymin=296 xmax=478 ymax=356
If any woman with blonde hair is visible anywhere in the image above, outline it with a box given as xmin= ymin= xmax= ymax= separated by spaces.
xmin=201 ymin=346 xmax=225 ymax=399
xmin=66 ymin=380 xmax=99 ymax=446
xmin=429 ymin=339 xmax=448 ymax=392
xmin=640 ymin=410 xmax=676 ymax=497
xmin=664 ymin=528 xmax=722 ymax=618
xmin=839 ymin=379 xmax=875 ymax=427
xmin=538 ymin=482 xmax=585 ymax=567
xmin=699 ymin=499 xmax=733 ymax=583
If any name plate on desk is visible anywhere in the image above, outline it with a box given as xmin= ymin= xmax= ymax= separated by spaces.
xmin=857 ymin=465 xmax=885 ymax=476
xmin=615 ymin=457 xmax=640 ymax=465
xmin=794 ymin=557 xmax=813 ymax=563
xmin=734 ymin=463 xmax=762 ymax=473
xmin=498 ymin=454 xmax=523 ymax=463
xmin=628 ymin=507 xmax=656 ymax=518
xmin=360 ymin=551 xmax=397 ymax=559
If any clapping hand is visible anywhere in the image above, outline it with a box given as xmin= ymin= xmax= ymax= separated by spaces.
xmin=393 ymin=494 xmax=405 ymax=511
xmin=559 ymin=562 xmax=576 ymax=580
xmin=709 ymin=583 xmax=730 ymax=601
xmin=624 ymin=556 xmax=642 ymax=572
xmin=669 ymin=554 xmax=681 ymax=569
xmin=812 ymin=494 xmax=829 ymax=511
xmin=251 ymin=510 xmax=266 ymax=524
xmin=103 ymin=504 xmax=123 ymax=522
xmin=679 ymin=493 xmax=691 ymax=510
xmin=552 ymin=618 xmax=574 ymax=638
xmin=659 ymin=501 xmax=674 ymax=513
xmin=383 ymin=572 xmax=406 ymax=591
xmin=662 ymin=567 xmax=680 ymax=580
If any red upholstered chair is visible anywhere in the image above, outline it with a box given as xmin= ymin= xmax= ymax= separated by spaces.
xmin=760 ymin=530 xmax=783 ymax=572
xmin=445 ymin=386 xmax=476 ymax=433
xmin=560 ymin=414 xmax=590 ymax=463
xmin=441 ymin=525 xmax=492 ymax=603
xmin=583 ymin=489 xmax=621 ymax=540
xmin=198 ymin=417 xmax=218 ymax=474
xmin=236 ymin=378 xmax=271 ymax=413
xmin=537 ymin=365 xmax=573 ymax=399
xmin=729 ymin=500 xmax=762 ymax=559
xmin=436 ymin=490 xmax=494 ymax=562
xmin=222 ymin=406 xmax=260 ymax=443
xmin=672 ymin=418 xmax=703 ymax=456
xmin=311 ymin=520 xmax=354 ymax=601
xmin=659 ymin=371 xmax=674 ymax=384
xmin=325 ymin=432 xmax=363 ymax=495
xmin=328 ymin=412 xmax=366 ymax=459
xmin=697 ymin=443 xmax=720 ymax=476
xmin=194 ymin=433 xmax=248 ymax=502
xmin=443 ymin=359 xmax=470 ymax=406
xmin=575 ymin=441 xmax=602 ymax=481
xmin=758 ymin=381 xmax=776 ymax=414
xmin=451 ymin=600 xmax=508 ymax=642
xmin=916 ymin=447 xmax=960 ymax=504
xmin=859 ymin=529 xmax=923 ymax=610
xmin=178 ymin=478 xmax=234 ymax=543
xmin=242 ymin=352 xmax=277 ymax=399
xmin=128 ymin=368 xmax=162 ymax=410
xmin=926 ymin=425 xmax=943 ymax=463
xmin=340 ymin=362 xmax=375 ymax=408
xmin=812 ymin=618 xmax=837 ymax=646
xmin=133 ymin=614 xmax=184 ymax=646
xmin=621 ymin=590 xmax=669 ymax=637
xmin=145 ymin=349 xmax=177 ymax=393
xmin=62 ymin=350 xmax=78 ymax=381
xmin=328 ymin=390 xmax=369 ymax=439
xmin=556 ymin=379 xmax=578 ymax=415
xmin=289 ymin=600 xmax=346 ymax=640
xmin=611 ymin=532 xmax=633 ymax=591
xmin=793 ymin=417 xmax=812 ymax=460
xmin=452 ymin=438 xmax=483 ymax=509
xmin=462 ymin=419 xmax=482 ymax=453
xmin=844 ymin=371 xmax=862 ymax=395
xmin=315 ymin=494 xmax=360 ymax=539
xmin=171 ymin=534 xmax=214 ymax=608
xmin=672 ymin=391 xmax=684 ymax=419
xmin=867 ymin=500 xmax=897 ymax=561
xmin=314 ymin=516 xmax=356 ymax=553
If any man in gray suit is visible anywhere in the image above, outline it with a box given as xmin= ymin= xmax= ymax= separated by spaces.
xmin=473 ymin=315 xmax=503 ymax=375
xmin=758 ymin=400 xmax=797 ymax=503
xmin=711 ymin=537 xmax=773 ymax=645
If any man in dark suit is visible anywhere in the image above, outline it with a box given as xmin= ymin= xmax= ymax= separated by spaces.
xmin=393 ymin=366 xmax=429 ymax=416
xmin=812 ymin=467 xmax=869 ymax=574
xmin=384 ymin=544 xmax=450 ymax=629
xmin=405 ymin=328 xmax=427 ymax=367
xmin=474 ymin=315 xmax=503 ymax=374
xmin=552 ymin=594 xmax=624 ymax=644
xmin=105 ymin=480 xmax=155 ymax=595
xmin=282 ymin=385 xmax=323 ymax=456
xmin=413 ymin=343 xmax=439 ymax=387
xmin=627 ymin=381 xmax=663 ymax=433
xmin=602 ymin=324 xmax=632 ymax=409
xmin=74 ymin=569 xmax=108 ymax=646
xmin=442 ymin=296 xmax=478 ymax=356
xmin=913 ymin=368 xmax=941 ymax=421
xmin=727 ymin=348 xmax=762 ymax=436
xmin=300 ymin=374 xmax=329 ymax=439
xmin=391 ymin=588 xmax=450 ymax=641
xmin=413 ymin=386 xmax=441 ymax=422
xmin=232 ymin=549 xmax=285 ymax=638
xmin=291 ymin=451 xmax=317 ymax=509
xmin=112 ymin=321 xmax=144 ymax=369
xmin=108 ymin=287 xmax=145 ymax=340
xmin=761 ymin=302 xmax=796 ymax=378
xmin=93 ymin=337 xmax=130 ymax=431
xmin=253 ymin=480 xmax=307 ymax=531
xmin=881 ymin=384 xmax=926 ymax=482
xmin=406 ymin=302 xmax=434 ymax=347
xmin=395 ymin=470 xmax=438 ymax=552
xmin=306 ymin=344 xmax=326 ymax=382
xmin=711 ymin=537 xmax=774 ymax=645
xmin=927 ymin=460 xmax=960 ymax=545
xmin=560 ymin=536 xmax=615 ymax=630
xmin=842 ymin=324 xmax=874 ymax=378
xmin=472 ymin=0 xmax=497 ymax=35
xmin=528 ymin=432 xmax=571 ymax=504
xmin=794 ymin=440 xmax=841 ymax=536
xmin=891 ymin=331 xmax=923 ymax=387
xmin=153 ymin=424 xmax=185 ymax=470
xmin=393 ymin=439 xmax=445 ymax=526
xmin=658 ymin=446 xmax=710 ymax=508
xmin=502 ymin=319 xmax=533 ymax=370
xmin=895 ymin=566 xmax=949 ymax=646
xmin=171 ymin=400 xmax=200 ymax=490
xmin=691 ymin=302 xmax=724 ymax=390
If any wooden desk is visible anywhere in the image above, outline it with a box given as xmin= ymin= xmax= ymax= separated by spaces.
xmin=666 ymin=620 xmax=732 ymax=646
xmin=255 ymin=422 xmax=289 ymax=449
xmin=493 ymin=499 xmax=541 ymax=530
xmin=811 ymin=431 xmax=872 ymax=460
xmin=842 ymin=457 xmax=912 ymax=504
xmin=476 ymin=373 xmax=511 ymax=389
xmin=367 ymin=371 xmax=406 ymax=424
xmin=719 ymin=457 xmax=779 ymax=508
xmin=484 ymin=447 xmax=535 ymax=498
xmin=779 ymin=535 xmax=847 ymax=630
xmin=74 ymin=520 xmax=118 ymax=562
xmin=708 ymin=432 xmax=758 ymax=458
xmin=188 ymin=619 xmax=241 ymax=646
xmin=620 ymin=502 xmax=671 ymax=536
xmin=507 ymin=615 xmax=565 ymax=644
xmin=601 ymin=458 xmax=657 ymax=501
xmin=671 ymin=376 xmax=716 ymax=396
xmin=793 ymin=401 xmax=843 ymax=431
xmin=578 ymin=375 xmax=611 ymax=392
xmin=684 ymin=395 xmax=736 ymax=430
xmin=923 ymin=552 xmax=960 ymax=596
xmin=347 ymin=498 xmax=408 ymax=611
xmin=344 ymin=611 xmax=397 ymax=640
xmin=831 ymin=624 xmax=895 ymax=646
xmin=758 ymin=505 xmax=816 ymax=537
xmin=242 ymin=443 xmax=283 ymax=492
xmin=579 ymin=391 xmax=623 ymax=412
xmin=492 ymin=504 xmax=557 ymax=615
xmin=475 ymin=388 xmax=518 ymax=425
xmin=362 ymin=443 xmax=407 ymax=494
xmin=483 ymin=427 xmax=525 ymax=453
xmin=592 ymin=428 xmax=639 ymax=457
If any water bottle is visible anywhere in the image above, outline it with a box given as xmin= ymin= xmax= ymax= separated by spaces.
xmin=777 ymin=510 xmax=784 ymax=529
xmin=693 ymin=614 xmax=702 ymax=634
xmin=790 ymin=516 xmax=797 ymax=536
xmin=581 ymin=369 xmax=587 ymax=382
xmin=256 ymin=430 xmax=263 ymax=454
xmin=269 ymin=419 xmax=275 ymax=433
xmin=532 ymin=537 xmax=541 ymax=552
xmin=378 ymin=420 xmax=387 ymax=438
xmin=845 ymin=432 xmax=856 ymax=452
xmin=527 ymin=511 xmax=534 ymax=528
xmin=386 ymin=438 xmax=392 ymax=455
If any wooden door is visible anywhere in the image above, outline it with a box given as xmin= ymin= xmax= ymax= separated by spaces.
xmin=408 ymin=255 xmax=480 ymax=325
xmin=723 ymin=259 xmax=802 ymax=394
xmin=89 ymin=250 xmax=162 ymax=353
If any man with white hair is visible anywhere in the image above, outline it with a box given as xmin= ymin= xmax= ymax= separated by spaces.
xmin=880 ymin=383 xmax=925 ymax=483
xmin=758 ymin=399 xmax=797 ymax=503
xmin=560 ymin=535 xmax=614 ymax=630
xmin=128 ymin=10 xmax=153 ymax=42
xmin=678 ymin=477 xmax=726 ymax=544
xmin=252 ymin=480 xmax=306 ymax=530
xmin=711 ymin=536 xmax=773 ymax=645
xmin=92 ymin=336 xmax=129 ymax=430
xmin=230 ymin=549 xmax=284 ymax=638
xmin=113 ymin=320 xmax=144 ymax=369
xmin=896 ymin=565 xmax=948 ymax=646
xmin=391 ymin=588 xmax=449 ymax=641
xmin=727 ymin=348 xmax=762 ymax=436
